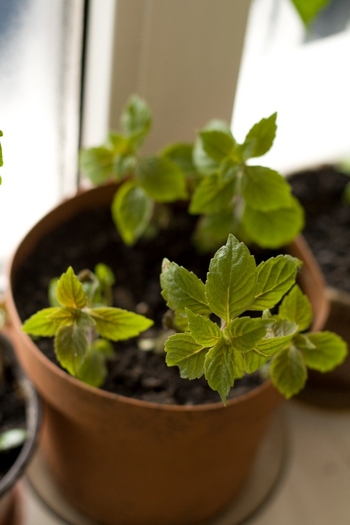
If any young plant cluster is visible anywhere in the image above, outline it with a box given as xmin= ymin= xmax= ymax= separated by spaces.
xmin=23 ymin=236 xmax=347 ymax=403
xmin=79 ymin=95 xmax=304 ymax=252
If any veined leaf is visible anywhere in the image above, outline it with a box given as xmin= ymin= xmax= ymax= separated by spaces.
xmin=160 ymin=259 xmax=211 ymax=316
xmin=270 ymin=344 xmax=307 ymax=399
xmin=241 ymin=166 xmax=292 ymax=211
xmin=296 ymin=332 xmax=348 ymax=372
xmin=204 ymin=338 xmax=244 ymax=404
xmin=56 ymin=267 xmax=87 ymax=309
xmin=205 ymin=234 xmax=257 ymax=321
xmin=55 ymin=324 xmax=89 ymax=376
xmin=198 ymin=129 xmax=235 ymax=162
xmin=240 ymin=113 xmax=277 ymax=160
xmin=136 ymin=156 xmax=188 ymax=202
xmin=79 ymin=147 xmax=115 ymax=185
xmin=76 ymin=345 xmax=108 ymax=388
xmin=242 ymin=197 xmax=305 ymax=249
xmin=250 ymin=255 xmax=302 ymax=311
xmin=111 ymin=180 xmax=154 ymax=245
xmin=224 ymin=317 xmax=269 ymax=352
xmin=278 ymin=285 xmax=312 ymax=332
xmin=165 ymin=332 xmax=208 ymax=380
xmin=186 ymin=309 xmax=222 ymax=346
xmin=22 ymin=307 xmax=63 ymax=337
xmin=189 ymin=172 xmax=236 ymax=215
xmin=257 ymin=318 xmax=298 ymax=355
xmin=89 ymin=307 xmax=153 ymax=341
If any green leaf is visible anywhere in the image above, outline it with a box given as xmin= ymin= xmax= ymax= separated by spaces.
xmin=198 ymin=129 xmax=235 ymax=162
xmin=160 ymin=259 xmax=211 ymax=316
xmin=242 ymin=197 xmax=305 ymax=249
xmin=0 ymin=130 xmax=3 ymax=167
xmin=241 ymin=113 xmax=277 ymax=160
xmin=189 ymin=172 xmax=236 ymax=215
xmin=120 ymin=94 xmax=151 ymax=146
xmin=250 ymin=255 xmax=302 ymax=311
xmin=205 ymin=234 xmax=257 ymax=321
xmin=165 ymin=332 xmax=208 ymax=380
xmin=55 ymin=324 xmax=89 ymax=376
xmin=296 ymin=332 xmax=348 ymax=372
xmin=204 ymin=338 xmax=244 ymax=404
xmin=278 ymin=285 xmax=313 ymax=332
xmin=270 ymin=344 xmax=307 ymax=398
xmin=89 ymin=307 xmax=153 ymax=341
xmin=79 ymin=147 xmax=115 ymax=185
xmin=160 ymin=142 xmax=196 ymax=175
xmin=111 ymin=180 xmax=154 ymax=245
xmin=22 ymin=307 xmax=64 ymax=337
xmin=225 ymin=317 xmax=269 ymax=352
xmin=56 ymin=267 xmax=87 ymax=309
xmin=291 ymin=0 xmax=329 ymax=26
xmin=136 ymin=156 xmax=188 ymax=202
xmin=241 ymin=166 xmax=292 ymax=211
xmin=76 ymin=345 xmax=108 ymax=388
xmin=186 ymin=309 xmax=222 ymax=346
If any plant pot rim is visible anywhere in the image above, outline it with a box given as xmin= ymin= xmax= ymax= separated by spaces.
xmin=0 ymin=333 xmax=41 ymax=497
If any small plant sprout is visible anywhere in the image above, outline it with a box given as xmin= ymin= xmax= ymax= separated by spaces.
xmin=22 ymin=266 xmax=153 ymax=387
xmin=160 ymin=234 xmax=347 ymax=404
xmin=79 ymin=96 xmax=304 ymax=251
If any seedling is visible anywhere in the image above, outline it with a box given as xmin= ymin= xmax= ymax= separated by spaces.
xmin=22 ymin=266 xmax=153 ymax=387
xmin=160 ymin=234 xmax=347 ymax=403
xmin=79 ymin=96 xmax=304 ymax=251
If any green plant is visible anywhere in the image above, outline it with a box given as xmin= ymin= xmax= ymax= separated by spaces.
xmin=291 ymin=0 xmax=329 ymax=26
xmin=22 ymin=266 xmax=153 ymax=387
xmin=160 ymin=234 xmax=347 ymax=403
xmin=22 ymin=236 xmax=347 ymax=403
xmin=79 ymin=95 xmax=304 ymax=252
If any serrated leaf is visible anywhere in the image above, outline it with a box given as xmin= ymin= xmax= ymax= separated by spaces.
xmin=55 ymin=324 xmax=89 ymax=376
xmin=241 ymin=113 xmax=277 ymax=160
xmin=165 ymin=332 xmax=208 ymax=379
xmin=198 ymin=129 xmax=235 ymax=162
xmin=120 ymin=94 xmax=151 ymax=146
xmin=205 ymin=234 xmax=257 ymax=321
xmin=241 ymin=166 xmax=292 ymax=211
xmin=160 ymin=142 xmax=196 ymax=175
xmin=278 ymin=285 xmax=312 ymax=332
xmin=270 ymin=344 xmax=307 ymax=399
xmin=56 ymin=267 xmax=87 ymax=309
xmin=89 ymin=307 xmax=153 ymax=341
xmin=225 ymin=317 xmax=269 ymax=352
xmin=189 ymin=172 xmax=236 ymax=215
xmin=296 ymin=332 xmax=348 ymax=372
xmin=291 ymin=0 xmax=329 ymax=26
xmin=111 ymin=180 xmax=154 ymax=245
xmin=22 ymin=307 xmax=63 ymax=337
xmin=76 ymin=346 xmax=108 ymax=387
xmin=79 ymin=147 xmax=115 ymax=185
xmin=258 ymin=318 xmax=298 ymax=354
xmin=204 ymin=338 xmax=244 ymax=404
xmin=186 ymin=309 xmax=222 ymax=346
xmin=160 ymin=259 xmax=211 ymax=316
xmin=242 ymin=197 xmax=304 ymax=249
xmin=250 ymin=255 xmax=302 ymax=311
xmin=136 ymin=156 xmax=188 ymax=202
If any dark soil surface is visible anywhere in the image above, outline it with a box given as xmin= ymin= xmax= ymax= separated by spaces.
xmin=12 ymin=203 xmax=263 ymax=406
xmin=0 ymin=339 xmax=26 ymax=479
xmin=289 ymin=166 xmax=350 ymax=293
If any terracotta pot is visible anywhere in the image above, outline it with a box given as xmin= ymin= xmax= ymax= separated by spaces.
xmin=0 ymin=334 xmax=41 ymax=525
xmin=5 ymin=184 xmax=328 ymax=525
